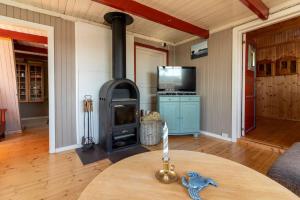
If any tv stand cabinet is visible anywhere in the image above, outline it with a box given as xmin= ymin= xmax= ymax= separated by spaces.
xmin=157 ymin=95 xmax=200 ymax=136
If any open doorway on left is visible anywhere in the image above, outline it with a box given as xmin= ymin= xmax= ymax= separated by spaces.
xmin=14 ymin=40 xmax=48 ymax=131
xmin=0 ymin=22 xmax=49 ymax=153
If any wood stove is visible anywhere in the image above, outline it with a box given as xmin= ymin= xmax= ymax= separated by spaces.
xmin=99 ymin=12 xmax=140 ymax=153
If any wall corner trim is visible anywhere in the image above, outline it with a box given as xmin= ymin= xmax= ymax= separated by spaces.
xmin=200 ymin=130 xmax=234 ymax=142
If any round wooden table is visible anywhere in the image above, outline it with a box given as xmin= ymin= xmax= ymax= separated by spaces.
xmin=79 ymin=150 xmax=298 ymax=200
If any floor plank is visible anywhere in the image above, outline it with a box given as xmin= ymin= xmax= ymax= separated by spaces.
xmin=245 ymin=117 xmax=300 ymax=148
xmin=0 ymin=128 xmax=280 ymax=200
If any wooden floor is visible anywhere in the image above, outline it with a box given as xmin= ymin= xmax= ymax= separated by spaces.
xmin=245 ymin=117 xmax=300 ymax=148
xmin=0 ymin=128 xmax=280 ymax=200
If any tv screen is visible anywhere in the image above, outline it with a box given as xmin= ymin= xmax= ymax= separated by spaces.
xmin=157 ymin=66 xmax=196 ymax=91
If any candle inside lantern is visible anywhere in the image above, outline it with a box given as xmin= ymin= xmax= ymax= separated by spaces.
xmin=163 ymin=122 xmax=169 ymax=161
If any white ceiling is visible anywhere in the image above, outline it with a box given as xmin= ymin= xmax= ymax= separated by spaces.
xmin=10 ymin=0 xmax=300 ymax=43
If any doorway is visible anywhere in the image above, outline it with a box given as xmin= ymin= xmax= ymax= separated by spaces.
xmin=14 ymin=39 xmax=49 ymax=131
xmin=0 ymin=16 xmax=55 ymax=153
xmin=232 ymin=4 xmax=300 ymax=143
xmin=242 ymin=17 xmax=300 ymax=149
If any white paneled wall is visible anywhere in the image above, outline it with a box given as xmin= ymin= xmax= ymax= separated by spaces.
xmin=75 ymin=22 xmax=134 ymax=144
xmin=0 ymin=38 xmax=21 ymax=132
xmin=136 ymin=46 xmax=167 ymax=111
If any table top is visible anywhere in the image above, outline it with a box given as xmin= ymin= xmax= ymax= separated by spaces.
xmin=79 ymin=150 xmax=298 ymax=200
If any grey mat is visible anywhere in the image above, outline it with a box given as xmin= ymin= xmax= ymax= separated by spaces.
xmin=75 ymin=144 xmax=149 ymax=165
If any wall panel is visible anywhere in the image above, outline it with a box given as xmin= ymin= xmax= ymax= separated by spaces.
xmin=0 ymin=38 xmax=21 ymax=132
xmin=0 ymin=3 xmax=76 ymax=148
xmin=256 ymin=75 xmax=300 ymax=121
xmin=175 ymin=29 xmax=232 ymax=136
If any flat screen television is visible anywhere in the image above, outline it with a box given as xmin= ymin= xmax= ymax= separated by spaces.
xmin=157 ymin=66 xmax=196 ymax=91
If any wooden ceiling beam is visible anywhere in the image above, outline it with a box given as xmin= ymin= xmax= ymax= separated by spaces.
xmin=93 ymin=0 xmax=209 ymax=38
xmin=240 ymin=0 xmax=269 ymax=20
xmin=14 ymin=43 xmax=48 ymax=54
xmin=0 ymin=28 xmax=47 ymax=44
xmin=15 ymin=52 xmax=47 ymax=60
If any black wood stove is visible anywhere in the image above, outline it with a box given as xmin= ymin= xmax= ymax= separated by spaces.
xmin=99 ymin=12 xmax=140 ymax=153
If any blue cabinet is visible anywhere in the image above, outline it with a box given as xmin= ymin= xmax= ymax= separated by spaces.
xmin=159 ymin=101 xmax=180 ymax=133
xmin=157 ymin=95 xmax=200 ymax=135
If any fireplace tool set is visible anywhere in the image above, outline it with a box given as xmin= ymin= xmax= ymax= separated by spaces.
xmin=81 ymin=95 xmax=95 ymax=151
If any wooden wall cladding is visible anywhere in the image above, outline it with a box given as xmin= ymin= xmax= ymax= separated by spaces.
xmin=249 ymin=16 xmax=300 ymax=70
xmin=256 ymin=75 xmax=300 ymax=121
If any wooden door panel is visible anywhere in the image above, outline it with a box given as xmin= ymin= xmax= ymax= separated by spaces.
xmin=245 ymin=97 xmax=255 ymax=132
xmin=244 ymin=36 xmax=256 ymax=134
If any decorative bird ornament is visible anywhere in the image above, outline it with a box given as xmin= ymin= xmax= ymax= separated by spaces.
xmin=182 ymin=171 xmax=218 ymax=200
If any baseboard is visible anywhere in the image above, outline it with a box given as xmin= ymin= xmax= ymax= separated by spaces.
xmin=55 ymin=144 xmax=81 ymax=153
xmin=21 ymin=116 xmax=49 ymax=120
xmin=6 ymin=130 xmax=22 ymax=134
xmin=200 ymin=130 xmax=233 ymax=142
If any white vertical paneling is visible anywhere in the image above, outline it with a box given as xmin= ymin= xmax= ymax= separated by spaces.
xmin=136 ymin=46 xmax=167 ymax=111
xmin=75 ymin=21 xmax=134 ymax=144
xmin=0 ymin=38 xmax=21 ymax=132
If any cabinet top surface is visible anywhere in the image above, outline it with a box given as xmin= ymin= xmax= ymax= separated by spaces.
xmin=158 ymin=95 xmax=200 ymax=97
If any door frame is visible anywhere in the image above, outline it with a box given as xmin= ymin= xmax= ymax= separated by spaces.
xmin=232 ymin=4 xmax=300 ymax=142
xmin=134 ymin=42 xmax=169 ymax=82
xmin=0 ymin=15 xmax=56 ymax=153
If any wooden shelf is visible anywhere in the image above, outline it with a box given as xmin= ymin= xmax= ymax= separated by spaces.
xmin=256 ymin=60 xmax=274 ymax=77
xmin=16 ymin=62 xmax=44 ymax=103
xmin=276 ymin=56 xmax=298 ymax=76
xmin=256 ymin=57 xmax=299 ymax=77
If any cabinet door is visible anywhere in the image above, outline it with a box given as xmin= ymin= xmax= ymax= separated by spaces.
xmin=16 ymin=63 xmax=28 ymax=102
xmin=181 ymin=101 xmax=200 ymax=133
xmin=28 ymin=64 xmax=44 ymax=102
xmin=159 ymin=101 xmax=180 ymax=133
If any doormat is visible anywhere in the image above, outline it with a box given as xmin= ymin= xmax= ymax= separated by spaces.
xmin=75 ymin=144 xmax=149 ymax=165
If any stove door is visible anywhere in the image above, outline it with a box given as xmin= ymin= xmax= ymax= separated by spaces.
xmin=112 ymin=103 xmax=137 ymax=127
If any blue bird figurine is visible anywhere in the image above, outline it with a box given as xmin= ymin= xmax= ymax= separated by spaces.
xmin=182 ymin=171 xmax=218 ymax=200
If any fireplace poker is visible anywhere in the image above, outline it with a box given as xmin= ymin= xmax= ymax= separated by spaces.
xmin=82 ymin=95 xmax=95 ymax=151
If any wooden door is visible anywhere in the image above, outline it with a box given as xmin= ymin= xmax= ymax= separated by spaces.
xmin=244 ymin=35 xmax=256 ymax=134
xmin=135 ymin=45 xmax=167 ymax=111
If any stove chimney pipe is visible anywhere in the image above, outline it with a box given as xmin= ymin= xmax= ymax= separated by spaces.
xmin=104 ymin=12 xmax=133 ymax=80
